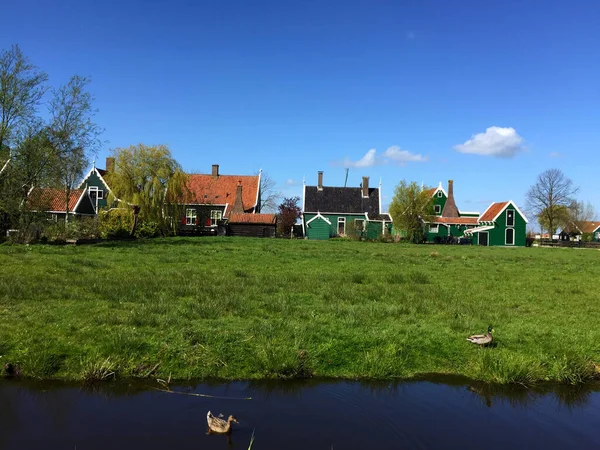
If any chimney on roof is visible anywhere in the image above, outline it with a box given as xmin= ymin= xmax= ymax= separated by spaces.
xmin=362 ymin=176 xmax=369 ymax=198
xmin=317 ymin=171 xmax=323 ymax=191
xmin=441 ymin=179 xmax=459 ymax=218
xmin=232 ymin=180 xmax=244 ymax=213
xmin=212 ymin=164 xmax=219 ymax=178
xmin=105 ymin=157 xmax=115 ymax=173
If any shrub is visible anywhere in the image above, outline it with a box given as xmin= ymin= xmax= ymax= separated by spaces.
xmin=134 ymin=220 xmax=161 ymax=238
xmin=98 ymin=208 xmax=133 ymax=239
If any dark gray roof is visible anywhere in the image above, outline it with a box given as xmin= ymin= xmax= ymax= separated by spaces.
xmin=304 ymin=186 xmax=381 ymax=215
xmin=368 ymin=213 xmax=392 ymax=221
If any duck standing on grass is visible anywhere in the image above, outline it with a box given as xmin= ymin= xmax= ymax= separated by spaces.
xmin=467 ymin=326 xmax=494 ymax=347
xmin=207 ymin=411 xmax=238 ymax=434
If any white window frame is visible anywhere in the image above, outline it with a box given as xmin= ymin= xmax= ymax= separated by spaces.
xmin=480 ymin=231 xmax=489 ymax=246
xmin=186 ymin=208 xmax=197 ymax=225
xmin=505 ymin=227 xmax=515 ymax=245
xmin=506 ymin=209 xmax=515 ymax=227
xmin=354 ymin=219 xmax=365 ymax=231
xmin=434 ymin=204 xmax=441 ymax=214
xmin=97 ymin=189 xmax=104 ymax=199
xmin=429 ymin=224 xmax=439 ymax=233
xmin=210 ymin=210 xmax=222 ymax=226
xmin=437 ymin=191 xmax=443 ymax=198
xmin=337 ymin=217 xmax=346 ymax=235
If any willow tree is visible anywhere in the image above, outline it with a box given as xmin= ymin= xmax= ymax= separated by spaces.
xmin=389 ymin=180 xmax=434 ymax=243
xmin=105 ymin=144 xmax=189 ymax=236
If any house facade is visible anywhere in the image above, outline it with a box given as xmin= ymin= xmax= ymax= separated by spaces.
xmin=77 ymin=157 xmax=115 ymax=212
xmin=423 ymin=180 xmax=528 ymax=246
xmin=302 ymin=171 xmax=392 ymax=240
xmin=180 ymin=164 xmax=276 ymax=236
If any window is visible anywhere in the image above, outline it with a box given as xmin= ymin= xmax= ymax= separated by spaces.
xmin=186 ymin=208 xmax=197 ymax=225
xmin=210 ymin=210 xmax=222 ymax=226
xmin=429 ymin=224 xmax=439 ymax=233
xmin=434 ymin=205 xmax=441 ymax=214
xmin=506 ymin=209 xmax=515 ymax=227
xmin=337 ymin=217 xmax=346 ymax=235
xmin=437 ymin=191 xmax=443 ymax=198
xmin=97 ymin=189 xmax=104 ymax=199
xmin=354 ymin=219 xmax=365 ymax=231
xmin=505 ymin=228 xmax=514 ymax=245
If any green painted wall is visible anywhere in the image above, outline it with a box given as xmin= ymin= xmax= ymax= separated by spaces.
xmin=80 ymin=170 xmax=110 ymax=210
xmin=74 ymin=195 xmax=97 ymax=215
xmin=487 ymin=203 xmax=527 ymax=246
xmin=305 ymin=216 xmax=331 ymax=240
xmin=432 ymin=191 xmax=447 ymax=216
xmin=304 ymin=213 xmax=391 ymax=240
xmin=459 ymin=212 xmax=479 ymax=217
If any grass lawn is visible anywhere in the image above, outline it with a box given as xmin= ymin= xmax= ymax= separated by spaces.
xmin=0 ymin=237 xmax=599 ymax=384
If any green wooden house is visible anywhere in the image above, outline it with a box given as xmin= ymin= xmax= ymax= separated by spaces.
xmin=302 ymin=171 xmax=392 ymax=240
xmin=77 ymin=157 xmax=115 ymax=213
xmin=423 ymin=180 xmax=528 ymax=246
xmin=26 ymin=187 xmax=97 ymax=221
xmin=464 ymin=201 xmax=528 ymax=246
xmin=423 ymin=180 xmax=481 ymax=242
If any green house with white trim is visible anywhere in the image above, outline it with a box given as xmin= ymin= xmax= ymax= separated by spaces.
xmin=77 ymin=157 xmax=115 ymax=213
xmin=423 ymin=180 xmax=528 ymax=246
xmin=302 ymin=171 xmax=392 ymax=240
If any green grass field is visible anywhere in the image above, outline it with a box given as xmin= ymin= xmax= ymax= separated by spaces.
xmin=0 ymin=238 xmax=599 ymax=384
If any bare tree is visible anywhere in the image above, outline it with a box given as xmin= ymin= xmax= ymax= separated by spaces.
xmin=0 ymin=44 xmax=48 ymax=158
xmin=568 ymin=200 xmax=596 ymax=230
xmin=49 ymin=76 xmax=102 ymax=222
xmin=257 ymin=171 xmax=281 ymax=213
xmin=526 ymin=169 xmax=579 ymax=236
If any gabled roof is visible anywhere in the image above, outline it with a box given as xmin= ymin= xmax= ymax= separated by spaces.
xmin=431 ymin=217 xmax=479 ymax=225
xmin=568 ymin=221 xmax=600 ymax=234
xmin=428 ymin=182 xmax=447 ymax=198
xmin=228 ymin=213 xmax=277 ymax=225
xmin=479 ymin=201 xmax=528 ymax=223
xmin=27 ymin=188 xmax=89 ymax=213
xmin=77 ymin=166 xmax=112 ymax=192
xmin=185 ymin=173 xmax=260 ymax=217
xmin=304 ymin=186 xmax=381 ymax=215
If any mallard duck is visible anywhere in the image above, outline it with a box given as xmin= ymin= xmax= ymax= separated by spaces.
xmin=207 ymin=411 xmax=238 ymax=434
xmin=467 ymin=325 xmax=494 ymax=347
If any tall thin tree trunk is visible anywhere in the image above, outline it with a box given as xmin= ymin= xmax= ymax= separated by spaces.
xmin=130 ymin=205 xmax=140 ymax=237
xmin=65 ymin=185 xmax=70 ymax=223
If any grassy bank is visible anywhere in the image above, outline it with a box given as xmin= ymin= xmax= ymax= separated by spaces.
xmin=0 ymin=238 xmax=599 ymax=384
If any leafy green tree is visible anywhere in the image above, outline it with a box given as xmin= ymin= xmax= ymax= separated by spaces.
xmin=537 ymin=205 xmax=569 ymax=236
xmin=105 ymin=144 xmax=189 ymax=236
xmin=49 ymin=75 xmax=102 ymax=222
xmin=389 ymin=180 xmax=433 ymax=243
xmin=0 ymin=44 xmax=48 ymax=157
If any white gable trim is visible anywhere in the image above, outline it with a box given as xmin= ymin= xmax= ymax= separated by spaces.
xmin=431 ymin=181 xmax=448 ymax=198
xmin=77 ymin=167 xmax=113 ymax=196
xmin=464 ymin=225 xmax=495 ymax=235
xmin=306 ymin=212 xmax=332 ymax=225
xmin=0 ymin=158 xmax=10 ymax=176
xmin=254 ymin=168 xmax=262 ymax=211
xmin=488 ymin=200 xmax=529 ymax=224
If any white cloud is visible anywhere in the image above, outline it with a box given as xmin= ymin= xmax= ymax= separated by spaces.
xmin=383 ymin=146 xmax=428 ymax=164
xmin=454 ymin=126 xmax=525 ymax=157
xmin=285 ymin=179 xmax=299 ymax=186
xmin=549 ymin=151 xmax=561 ymax=158
xmin=340 ymin=146 xmax=427 ymax=168
xmin=342 ymin=148 xmax=378 ymax=168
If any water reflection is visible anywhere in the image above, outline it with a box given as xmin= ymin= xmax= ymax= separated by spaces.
xmin=0 ymin=376 xmax=599 ymax=450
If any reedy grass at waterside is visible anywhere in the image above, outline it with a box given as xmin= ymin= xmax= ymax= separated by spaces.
xmin=0 ymin=238 xmax=599 ymax=384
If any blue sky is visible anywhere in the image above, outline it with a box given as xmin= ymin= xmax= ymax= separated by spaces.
xmin=3 ymin=0 xmax=599 ymax=221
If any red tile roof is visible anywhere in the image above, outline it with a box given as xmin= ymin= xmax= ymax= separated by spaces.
xmin=426 ymin=187 xmax=437 ymax=197
xmin=479 ymin=202 xmax=508 ymax=222
xmin=578 ymin=221 xmax=600 ymax=233
xmin=431 ymin=217 xmax=479 ymax=225
xmin=185 ymin=174 xmax=259 ymax=217
xmin=27 ymin=188 xmax=84 ymax=212
xmin=228 ymin=213 xmax=277 ymax=225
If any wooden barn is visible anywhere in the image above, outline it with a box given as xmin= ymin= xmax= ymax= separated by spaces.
xmin=228 ymin=213 xmax=277 ymax=237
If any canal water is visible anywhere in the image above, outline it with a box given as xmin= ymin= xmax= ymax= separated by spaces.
xmin=0 ymin=377 xmax=599 ymax=449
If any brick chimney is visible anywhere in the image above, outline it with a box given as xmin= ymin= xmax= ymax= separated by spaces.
xmin=212 ymin=164 xmax=219 ymax=178
xmin=105 ymin=157 xmax=115 ymax=173
xmin=232 ymin=180 xmax=244 ymax=213
xmin=441 ymin=179 xmax=459 ymax=218
xmin=362 ymin=176 xmax=369 ymax=198
xmin=317 ymin=171 xmax=323 ymax=191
